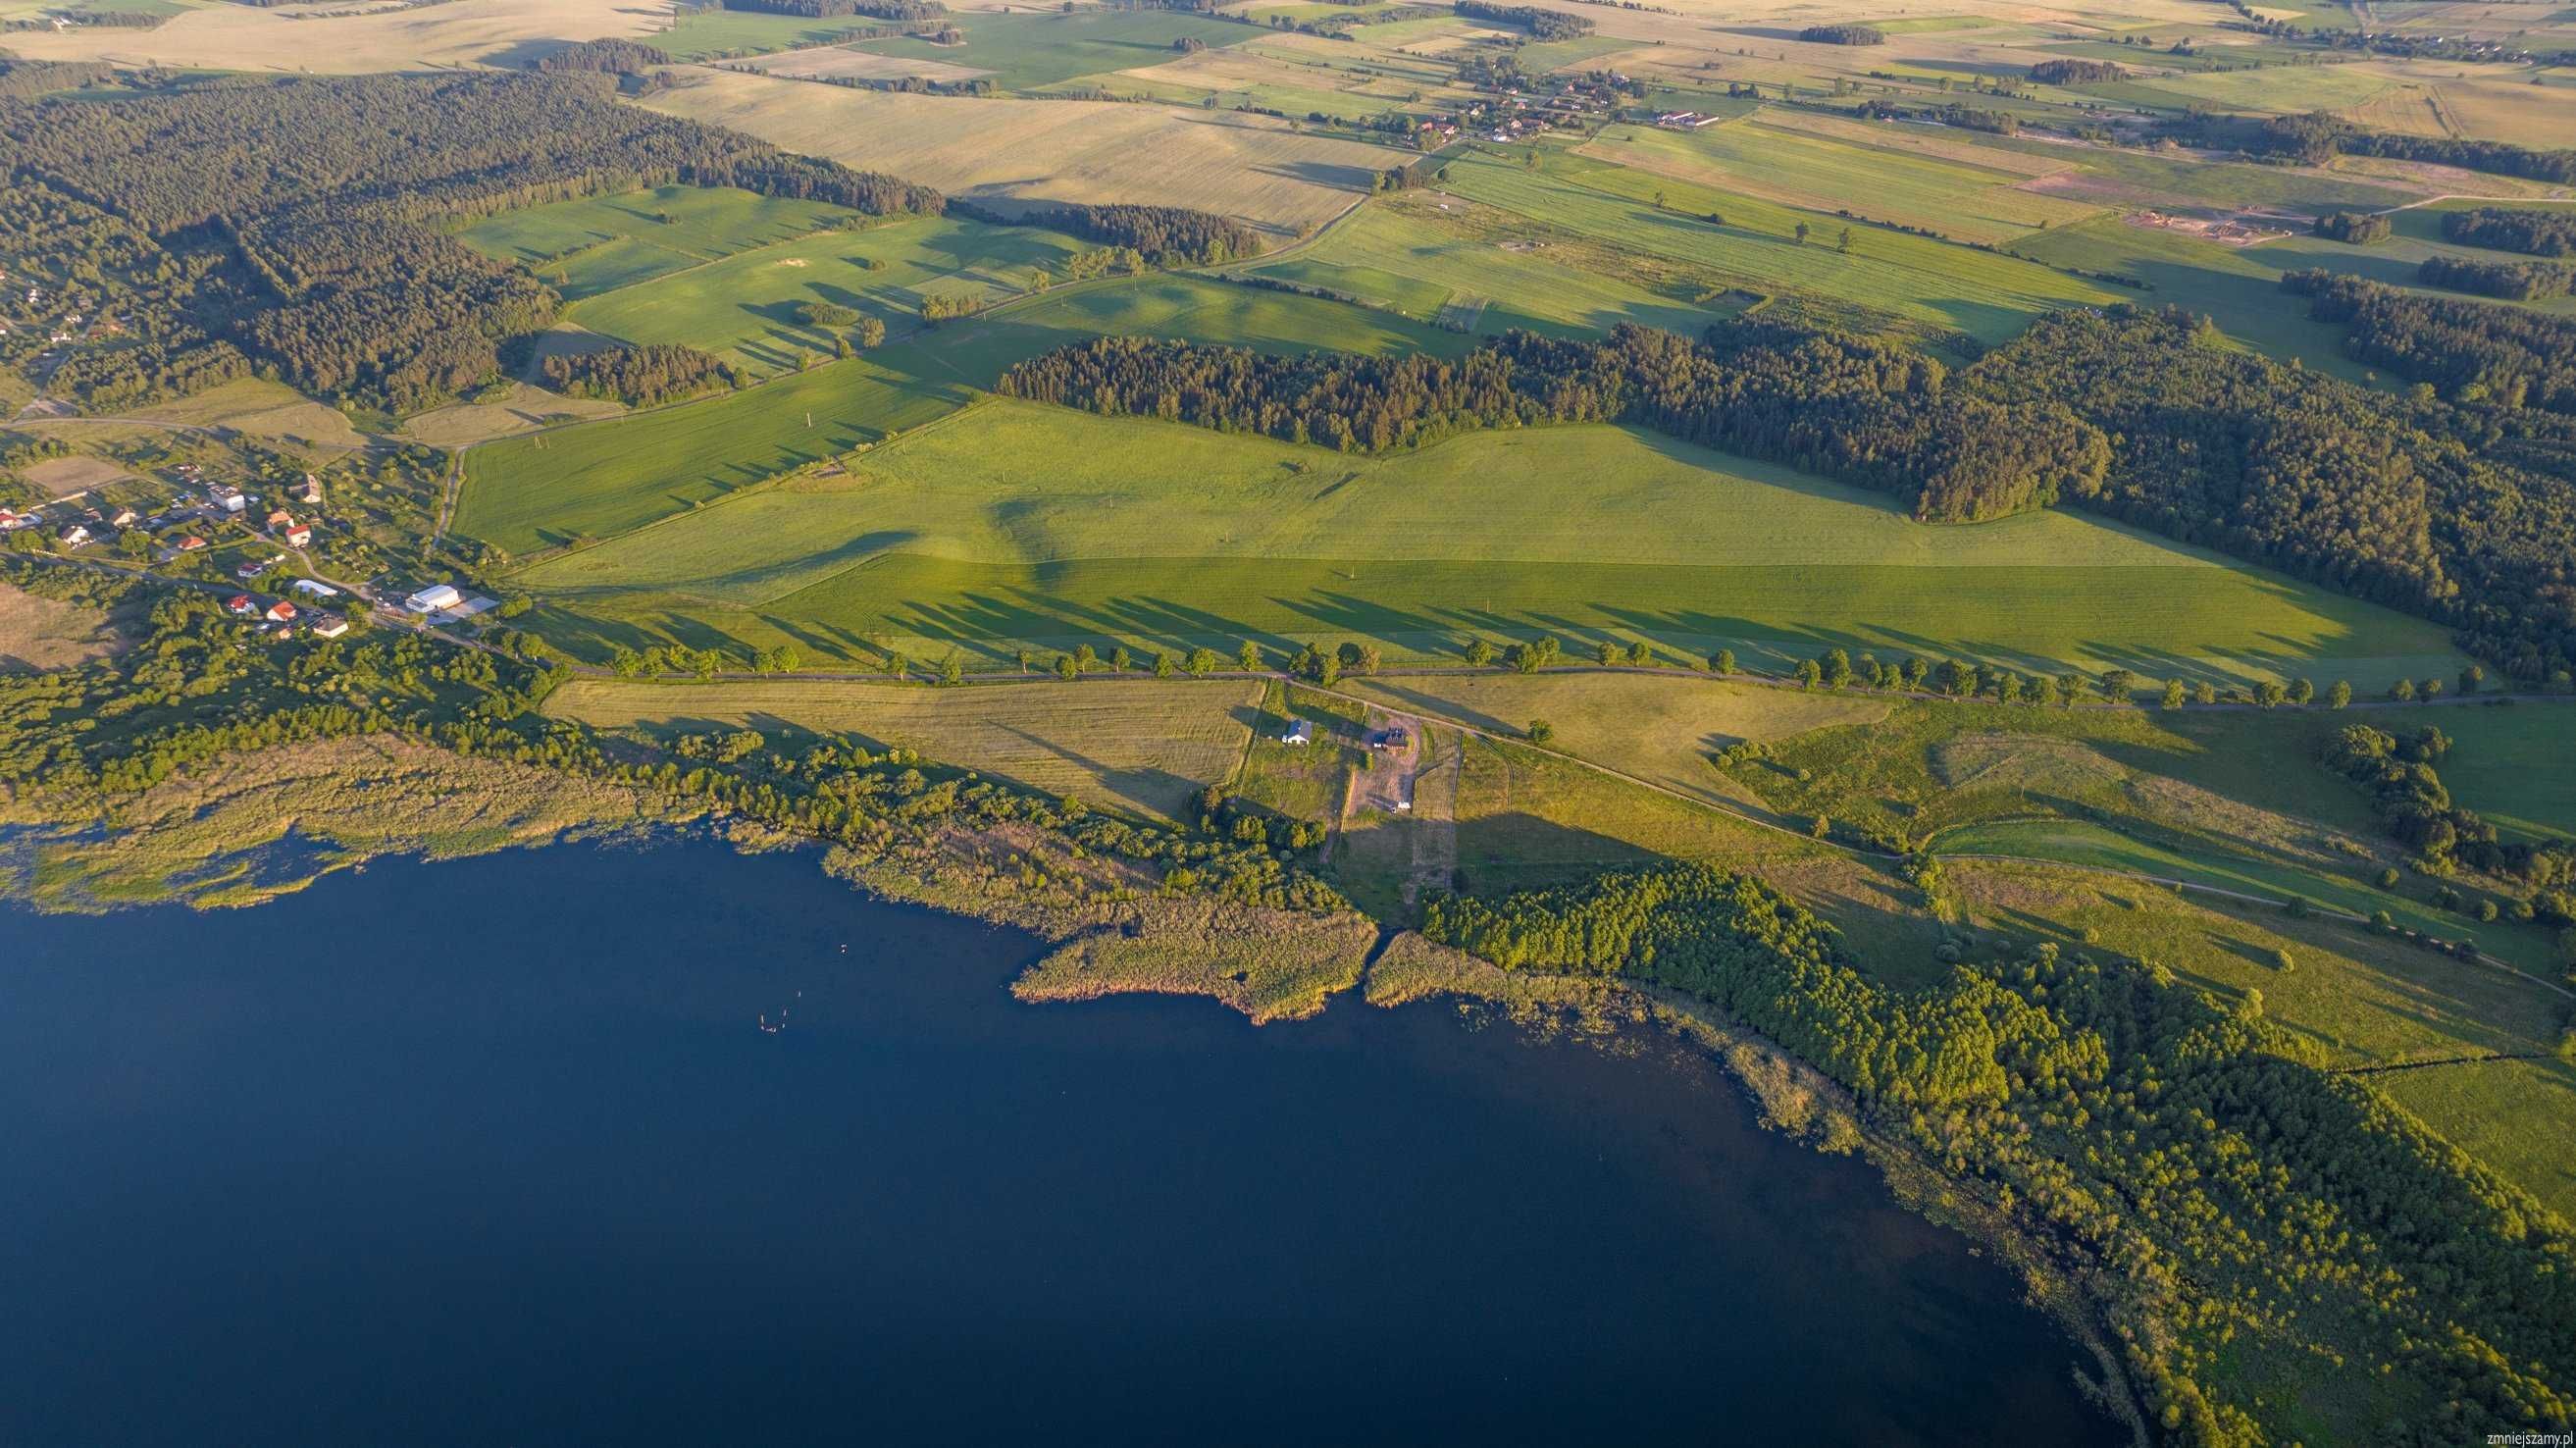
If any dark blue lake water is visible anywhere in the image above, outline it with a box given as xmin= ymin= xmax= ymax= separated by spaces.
xmin=0 ymin=838 xmax=2118 ymax=1445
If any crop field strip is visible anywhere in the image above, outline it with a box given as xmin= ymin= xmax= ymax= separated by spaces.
xmin=459 ymin=185 xmax=863 ymax=301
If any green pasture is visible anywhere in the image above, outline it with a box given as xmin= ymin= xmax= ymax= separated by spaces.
xmin=1435 ymin=146 xmax=2121 ymax=343
xmin=503 ymin=400 xmax=2459 ymax=686
xmin=564 ymin=216 xmax=1090 ymax=372
xmin=2420 ymin=702 xmax=2576 ymax=844
xmin=1936 ymin=818 xmax=2560 ymax=976
xmin=847 ymin=8 xmax=1258 ymax=91
xmin=1513 ymin=33 xmax=1633 ymax=72
xmin=2375 ymin=1060 xmax=2576 ymax=1223
xmin=2142 ymin=62 xmax=2412 ymax=114
xmin=1236 ymin=199 xmax=1724 ymax=337
xmin=1581 ymin=116 xmax=2102 ymax=245
xmin=459 ymin=185 xmax=858 ymax=300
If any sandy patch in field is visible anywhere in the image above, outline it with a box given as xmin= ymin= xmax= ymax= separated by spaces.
xmin=740 ymin=45 xmax=993 ymax=83
xmin=1 ymin=0 xmax=659 ymax=71
xmin=21 ymin=455 xmax=133 ymax=496
xmin=645 ymin=69 xmax=1404 ymax=236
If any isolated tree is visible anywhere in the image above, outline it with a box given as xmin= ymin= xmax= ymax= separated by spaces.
xmin=2195 ymin=681 xmax=2218 ymax=705
xmin=1795 ymin=658 xmax=1823 ymax=690
xmin=1837 ymin=227 xmax=1853 ymax=253
xmin=1598 ymin=639 xmax=1622 ymax=665
xmin=1155 ymin=650 xmax=1177 ymax=678
xmin=1824 ymin=647 xmax=1852 ymax=690
xmin=1188 ymin=646 xmax=1220 ymax=677
xmin=855 ymin=317 xmax=887 ymax=349
xmin=2458 ymin=663 xmax=2484 ymax=695
xmin=2290 ymin=677 xmax=2315 ymax=706
xmin=2255 ymin=680 xmax=2288 ymax=708
xmin=1466 ymin=637 xmax=1497 ymax=668
xmin=2099 ymin=668 xmax=2137 ymax=702
xmin=1812 ymin=814 xmax=1831 ymax=839
xmin=1627 ymin=641 xmax=1653 ymax=667
xmin=2329 ymin=679 xmax=2352 ymax=709
xmin=1110 ymin=646 xmax=1132 ymax=673
xmin=2162 ymin=678 xmax=2189 ymax=709
xmin=1527 ymin=719 xmax=1554 ymax=744
xmin=941 ymin=651 xmax=964 ymax=686
xmin=1793 ymin=221 xmax=1811 ymax=245
xmin=1238 ymin=640 xmax=1262 ymax=672
xmin=1711 ymin=647 xmax=1736 ymax=675
xmin=1055 ymin=653 xmax=1079 ymax=680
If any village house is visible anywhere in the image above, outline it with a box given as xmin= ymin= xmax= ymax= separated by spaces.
xmin=284 ymin=524 xmax=312 ymax=548
xmin=292 ymin=578 xmax=340 ymax=598
xmin=226 ymin=594 xmax=257 ymax=616
xmin=176 ymin=535 xmax=207 ymax=552
xmin=1281 ymin=719 xmax=1314 ymax=747
xmin=109 ymin=507 xmax=139 ymax=528
xmin=264 ymin=599 xmax=297 ymax=624
xmin=265 ymin=509 xmax=294 ymax=532
xmin=56 ymin=524 xmax=90 ymax=548
xmin=309 ymin=613 xmax=350 ymax=640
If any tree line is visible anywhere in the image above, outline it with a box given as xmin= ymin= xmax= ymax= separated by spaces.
xmin=1796 ymin=23 xmax=1883 ymax=43
xmin=714 ymin=0 xmax=948 ymax=17
xmin=0 ymin=73 xmax=944 ymax=412
xmin=2317 ymin=720 xmax=2574 ymax=913
xmin=530 ymin=38 xmax=672 ymax=74
xmin=2443 ymin=205 xmax=2576 ymax=258
xmin=997 ymin=321 xmax=2110 ymax=524
xmin=2216 ymin=110 xmax=2576 ymax=184
xmin=2027 ymin=58 xmax=2126 ymax=83
xmin=1422 ymin=863 xmax=2576 ymax=1447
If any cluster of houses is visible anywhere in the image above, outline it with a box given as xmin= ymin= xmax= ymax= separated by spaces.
xmin=1655 ymin=109 xmax=1723 ymax=129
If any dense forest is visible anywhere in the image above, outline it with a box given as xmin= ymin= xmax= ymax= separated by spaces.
xmin=2443 ymin=205 xmax=2576 ymax=258
xmin=0 ymin=74 xmax=942 ymax=412
xmin=2027 ymin=58 xmax=2126 ymax=83
xmin=1969 ymin=304 xmax=2576 ymax=680
xmin=1454 ymin=1 xmax=1594 ymax=38
xmin=1797 ymin=23 xmax=1884 ymax=44
xmin=953 ymin=199 xmax=1263 ymax=266
xmin=2416 ymin=252 xmax=2575 ymax=302
xmin=999 ymin=321 xmax=2110 ymax=524
xmin=2283 ymin=270 xmax=2576 ymax=413
xmin=540 ymin=343 xmax=735 ymax=408
xmin=2310 ymin=209 xmax=2390 ymax=243
xmin=1422 ymin=863 xmax=2576 ymax=1447
xmin=530 ymin=38 xmax=672 ymax=74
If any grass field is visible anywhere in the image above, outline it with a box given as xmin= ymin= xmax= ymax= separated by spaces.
xmin=1579 ymin=112 xmax=2105 ymax=246
xmin=1340 ymin=672 xmax=1888 ymax=813
xmin=1936 ymin=817 xmax=2566 ymax=977
xmin=645 ymin=69 xmax=1400 ymax=236
xmin=1235 ymin=194 xmax=1726 ymax=337
xmin=456 ymin=273 xmax=1463 ymax=556
xmin=542 ymin=676 xmax=1261 ymax=822
xmin=0 ymin=0 xmax=654 ymax=70
xmin=459 ymin=186 xmax=859 ymax=301
xmin=1432 ymin=145 xmax=2121 ymax=343
xmin=0 ymin=581 xmax=122 ymax=673
xmin=655 ymin=9 xmax=924 ymax=60
xmin=562 ymin=216 xmax=1090 ymax=372
xmin=502 ymin=398 xmax=2463 ymax=686
xmin=2413 ymin=702 xmax=2576 ymax=844
xmin=840 ymin=8 xmax=1259 ymax=91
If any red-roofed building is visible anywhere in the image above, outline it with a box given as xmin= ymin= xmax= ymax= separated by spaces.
xmin=284 ymin=525 xmax=312 ymax=548
xmin=264 ymin=599 xmax=298 ymax=624
xmin=226 ymin=595 xmax=256 ymax=615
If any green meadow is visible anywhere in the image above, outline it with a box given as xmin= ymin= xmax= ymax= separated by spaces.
xmin=459 ymin=185 xmax=858 ymax=300
xmin=504 ymin=399 xmax=2459 ymax=685
xmin=564 ymin=216 xmax=1090 ymax=372
xmin=1579 ymin=117 xmax=2101 ymax=245
xmin=456 ymin=275 xmax=1464 ymax=556
xmin=1435 ymin=146 xmax=2122 ymax=343
xmin=846 ymin=8 xmax=1258 ymax=91
xmin=654 ymin=9 xmax=917 ymax=60
xmin=1237 ymin=199 xmax=1726 ymax=337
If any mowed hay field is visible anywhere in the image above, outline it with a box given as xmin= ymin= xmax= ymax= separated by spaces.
xmin=543 ymin=677 xmax=1262 ymax=823
xmin=562 ymin=216 xmax=1090 ymax=372
xmin=459 ymin=185 xmax=858 ymax=301
xmin=643 ymin=70 xmax=1402 ymax=236
xmin=509 ymin=400 xmax=2463 ymax=686
xmin=457 ymin=274 xmax=1465 ymax=555
xmin=1237 ymin=194 xmax=1725 ymax=338
xmin=0 ymin=0 xmax=654 ymax=69
xmin=1437 ymin=147 xmax=2121 ymax=343
xmin=1578 ymin=111 xmax=2105 ymax=246
xmin=1341 ymin=672 xmax=1889 ymax=812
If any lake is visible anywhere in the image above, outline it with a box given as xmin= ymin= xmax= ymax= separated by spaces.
xmin=0 ymin=838 xmax=2119 ymax=1445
